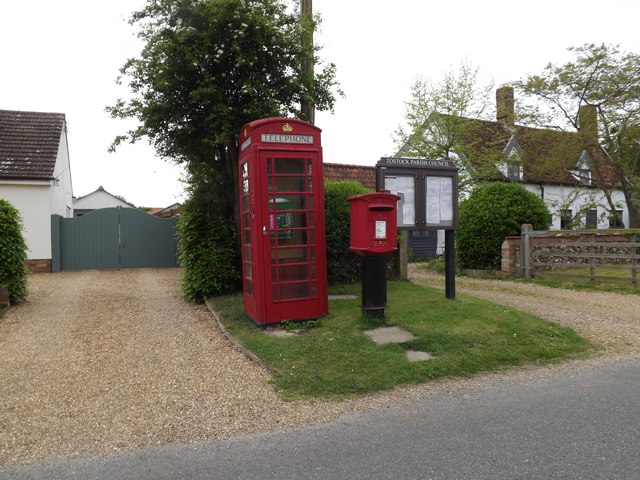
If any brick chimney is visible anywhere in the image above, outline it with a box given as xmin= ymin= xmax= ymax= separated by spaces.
xmin=578 ymin=104 xmax=598 ymax=145
xmin=496 ymin=86 xmax=515 ymax=127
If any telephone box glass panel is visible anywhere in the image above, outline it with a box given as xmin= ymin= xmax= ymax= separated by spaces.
xmin=267 ymin=157 xmax=316 ymax=302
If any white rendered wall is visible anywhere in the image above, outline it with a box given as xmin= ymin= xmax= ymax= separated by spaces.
xmin=523 ymin=183 xmax=628 ymax=229
xmin=50 ymin=130 xmax=74 ymax=218
xmin=434 ymin=183 xmax=630 ymax=255
xmin=0 ymin=183 xmax=52 ymax=259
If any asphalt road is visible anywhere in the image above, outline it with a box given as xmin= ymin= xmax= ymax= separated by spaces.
xmin=3 ymin=357 xmax=639 ymax=480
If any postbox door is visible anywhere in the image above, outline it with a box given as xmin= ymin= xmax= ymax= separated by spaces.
xmin=259 ymin=152 xmax=321 ymax=308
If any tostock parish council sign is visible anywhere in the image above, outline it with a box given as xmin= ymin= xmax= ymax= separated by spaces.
xmin=376 ymin=157 xmax=458 ymax=230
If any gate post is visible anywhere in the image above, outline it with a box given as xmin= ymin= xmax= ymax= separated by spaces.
xmin=51 ymin=215 xmax=62 ymax=273
xmin=444 ymin=229 xmax=456 ymax=299
xmin=521 ymin=224 xmax=532 ymax=279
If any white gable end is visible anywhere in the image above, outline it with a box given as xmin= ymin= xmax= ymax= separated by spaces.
xmin=74 ymin=187 xmax=135 ymax=210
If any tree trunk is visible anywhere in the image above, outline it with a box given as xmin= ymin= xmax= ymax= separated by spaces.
xmin=625 ymin=190 xmax=639 ymax=228
xmin=226 ymin=140 xmax=242 ymax=252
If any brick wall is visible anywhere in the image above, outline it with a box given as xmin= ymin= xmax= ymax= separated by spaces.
xmin=501 ymin=236 xmax=522 ymax=277
xmin=26 ymin=259 xmax=52 ymax=273
xmin=0 ymin=286 xmax=9 ymax=309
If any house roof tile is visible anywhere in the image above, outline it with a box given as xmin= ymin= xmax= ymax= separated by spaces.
xmin=323 ymin=163 xmax=376 ymax=190
xmin=438 ymin=114 xmax=619 ymax=188
xmin=0 ymin=109 xmax=65 ymax=180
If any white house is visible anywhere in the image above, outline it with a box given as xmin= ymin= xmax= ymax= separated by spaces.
xmin=400 ymin=87 xmax=629 ymax=256
xmin=73 ymin=186 xmax=136 ymax=216
xmin=0 ymin=109 xmax=74 ymax=272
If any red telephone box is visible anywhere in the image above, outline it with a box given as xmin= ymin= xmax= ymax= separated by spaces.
xmin=238 ymin=118 xmax=328 ymax=325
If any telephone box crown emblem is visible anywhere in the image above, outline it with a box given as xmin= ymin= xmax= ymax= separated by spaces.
xmin=282 ymin=123 xmax=293 ymax=132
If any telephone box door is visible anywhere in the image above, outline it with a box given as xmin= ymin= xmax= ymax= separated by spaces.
xmin=258 ymin=151 xmax=327 ymax=322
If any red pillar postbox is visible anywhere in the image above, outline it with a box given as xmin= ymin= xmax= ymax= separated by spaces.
xmin=238 ymin=118 xmax=328 ymax=325
xmin=347 ymin=192 xmax=400 ymax=318
xmin=348 ymin=192 xmax=401 ymax=256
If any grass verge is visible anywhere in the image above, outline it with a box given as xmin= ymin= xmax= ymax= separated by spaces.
xmin=417 ymin=260 xmax=640 ymax=295
xmin=529 ymin=268 xmax=640 ymax=294
xmin=210 ymin=281 xmax=594 ymax=400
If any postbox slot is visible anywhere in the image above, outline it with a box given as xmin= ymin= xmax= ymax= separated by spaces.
xmin=369 ymin=204 xmax=393 ymax=211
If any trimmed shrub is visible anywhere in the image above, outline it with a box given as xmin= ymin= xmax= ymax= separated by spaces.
xmin=457 ymin=182 xmax=550 ymax=270
xmin=177 ymin=163 xmax=241 ymax=302
xmin=178 ymin=203 xmax=240 ymax=302
xmin=0 ymin=199 xmax=29 ymax=303
xmin=324 ymin=180 xmax=371 ymax=284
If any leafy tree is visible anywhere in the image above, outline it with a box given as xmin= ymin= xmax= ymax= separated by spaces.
xmin=457 ymin=182 xmax=550 ymax=270
xmin=394 ymin=61 xmax=496 ymax=195
xmin=0 ymin=199 xmax=29 ymax=303
xmin=514 ymin=43 xmax=640 ymax=227
xmin=109 ymin=0 xmax=339 ymax=188
xmin=107 ymin=0 xmax=341 ymax=298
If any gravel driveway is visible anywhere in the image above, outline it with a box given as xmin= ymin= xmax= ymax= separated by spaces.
xmin=1 ymin=268 xmax=638 ymax=467
xmin=0 ymin=270 xmax=373 ymax=466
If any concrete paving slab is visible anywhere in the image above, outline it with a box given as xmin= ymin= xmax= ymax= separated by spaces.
xmin=406 ymin=350 xmax=437 ymax=362
xmin=364 ymin=326 xmax=416 ymax=344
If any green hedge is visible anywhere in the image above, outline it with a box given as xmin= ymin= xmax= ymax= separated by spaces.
xmin=177 ymin=161 xmax=241 ymax=303
xmin=324 ymin=180 xmax=371 ymax=284
xmin=177 ymin=202 xmax=241 ymax=302
xmin=0 ymin=199 xmax=29 ymax=303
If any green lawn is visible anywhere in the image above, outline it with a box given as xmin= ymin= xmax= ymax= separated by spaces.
xmin=418 ymin=259 xmax=640 ymax=294
xmin=211 ymin=281 xmax=593 ymax=400
xmin=531 ymin=266 xmax=640 ymax=294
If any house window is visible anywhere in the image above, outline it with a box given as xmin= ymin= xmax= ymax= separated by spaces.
xmin=609 ymin=210 xmax=624 ymax=228
xmin=585 ymin=209 xmax=597 ymax=229
xmin=560 ymin=209 xmax=573 ymax=229
xmin=507 ymin=163 xmax=522 ymax=181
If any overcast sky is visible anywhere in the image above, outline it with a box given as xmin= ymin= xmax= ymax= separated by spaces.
xmin=1 ymin=0 xmax=639 ymax=207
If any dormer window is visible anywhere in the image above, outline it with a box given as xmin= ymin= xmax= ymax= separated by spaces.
xmin=498 ymin=143 xmax=522 ymax=181
xmin=570 ymin=151 xmax=593 ymax=186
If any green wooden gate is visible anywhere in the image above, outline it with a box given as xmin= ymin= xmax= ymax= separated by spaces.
xmin=51 ymin=207 xmax=178 ymax=272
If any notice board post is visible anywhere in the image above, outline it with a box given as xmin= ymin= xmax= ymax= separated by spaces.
xmin=376 ymin=157 xmax=459 ymax=299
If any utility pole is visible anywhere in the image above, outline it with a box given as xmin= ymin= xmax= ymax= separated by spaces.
xmin=300 ymin=0 xmax=315 ymax=124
